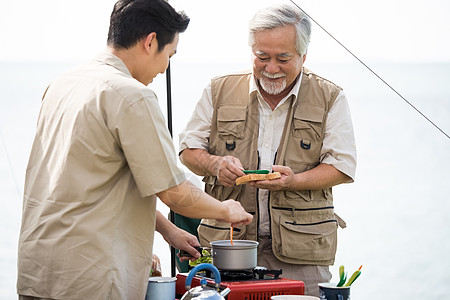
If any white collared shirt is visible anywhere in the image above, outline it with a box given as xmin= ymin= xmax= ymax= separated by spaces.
xmin=179 ymin=71 xmax=356 ymax=235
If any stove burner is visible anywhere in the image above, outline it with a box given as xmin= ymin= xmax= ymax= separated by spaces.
xmin=220 ymin=270 xmax=254 ymax=281
xmin=199 ymin=266 xmax=283 ymax=281
xmin=253 ymin=266 xmax=282 ymax=279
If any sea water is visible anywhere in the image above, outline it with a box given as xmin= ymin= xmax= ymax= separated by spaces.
xmin=1 ymin=60 xmax=449 ymax=299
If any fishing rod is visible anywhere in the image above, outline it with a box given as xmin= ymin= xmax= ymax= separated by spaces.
xmin=289 ymin=0 xmax=450 ymax=140
xmin=165 ymin=62 xmax=178 ymax=278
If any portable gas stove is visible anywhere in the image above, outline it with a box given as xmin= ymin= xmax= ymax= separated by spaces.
xmin=176 ymin=266 xmax=304 ymax=299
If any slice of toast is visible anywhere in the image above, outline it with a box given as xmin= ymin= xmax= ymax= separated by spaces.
xmin=235 ymin=172 xmax=281 ymax=185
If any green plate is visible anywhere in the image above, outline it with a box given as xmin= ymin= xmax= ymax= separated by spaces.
xmin=242 ymin=170 xmax=270 ymax=174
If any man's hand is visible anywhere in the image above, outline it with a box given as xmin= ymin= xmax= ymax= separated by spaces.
xmin=249 ymin=163 xmax=352 ymax=191
xmin=155 ymin=211 xmax=201 ymax=261
xmin=248 ymin=165 xmax=294 ymax=191
xmin=163 ymin=226 xmax=201 ymax=262
xmin=217 ymin=199 xmax=253 ymax=227
xmin=214 ymin=155 xmax=245 ymax=187
xmin=158 ymin=181 xmax=253 ymax=227
xmin=180 ymin=149 xmax=244 ymax=187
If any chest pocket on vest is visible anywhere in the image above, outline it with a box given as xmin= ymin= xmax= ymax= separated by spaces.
xmin=217 ymin=106 xmax=247 ymax=139
xmin=292 ymin=104 xmax=324 ymax=141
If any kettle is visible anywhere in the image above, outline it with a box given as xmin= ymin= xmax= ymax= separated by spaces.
xmin=181 ymin=263 xmax=231 ymax=300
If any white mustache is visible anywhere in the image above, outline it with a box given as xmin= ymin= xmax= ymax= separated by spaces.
xmin=261 ymin=71 xmax=286 ymax=79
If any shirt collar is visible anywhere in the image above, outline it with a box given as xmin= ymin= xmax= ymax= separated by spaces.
xmin=249 ymin=70 xmax=303 ymax=107
xmin=93 ymin=50 xmax=133 ymax=78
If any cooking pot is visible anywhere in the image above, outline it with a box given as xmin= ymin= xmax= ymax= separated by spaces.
xmin=210 ymin=240 xmax=258 ymax=270
xmin=179 ymin=240 xmax=259 ymax=271
xmin=181 ymin=263 xmax=231 ymax=300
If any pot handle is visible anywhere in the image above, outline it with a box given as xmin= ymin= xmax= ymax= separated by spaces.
xmin=185 ymin=263 xmax=221 ymax=290
xmin=179 ymin=246 xmax=211 ymax=258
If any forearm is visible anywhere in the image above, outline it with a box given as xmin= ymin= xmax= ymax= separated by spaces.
xmin=292 ymin=163 xmax=351 ymax=190
xmin=180 ymin=148 xmax=245 ymax=187
xmin=155 ymin=210 xmax=174 ymax=236
xmin=157 ymin=180 xmax=228 ymax=219
xmin=179 ymin=148 xmax=218 ymax=177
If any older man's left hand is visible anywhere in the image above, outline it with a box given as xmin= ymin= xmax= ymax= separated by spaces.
xmin=248 ymin=165 xmax=294 ymax=191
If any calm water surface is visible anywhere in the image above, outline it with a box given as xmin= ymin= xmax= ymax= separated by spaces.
xmin=1 ymin=61 xmax=449 ymax=299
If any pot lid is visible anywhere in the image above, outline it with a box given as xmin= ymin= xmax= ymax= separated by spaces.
xmin=210 ymin=240 xmax=258 ymax=249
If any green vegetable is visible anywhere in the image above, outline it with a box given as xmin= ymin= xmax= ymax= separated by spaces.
xmin=189 ymin=249 xmax=212 ymax=267
xmin=337 ymin=265 xmax=347 ymax=287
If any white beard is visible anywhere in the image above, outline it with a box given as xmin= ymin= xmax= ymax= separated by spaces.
xmin=259 ymin=71 xmax=287 ymax=95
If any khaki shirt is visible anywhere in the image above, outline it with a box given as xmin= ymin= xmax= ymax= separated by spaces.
xmin=17 ymin=51 xmax=186 ymax=299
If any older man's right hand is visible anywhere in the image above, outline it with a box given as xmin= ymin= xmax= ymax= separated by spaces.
xmin=214 ymin=155 xmax=245 ymax=187
xmin=218 ymin=199 xmax=253 ymax=227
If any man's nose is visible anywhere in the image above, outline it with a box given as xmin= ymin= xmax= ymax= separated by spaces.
xmin=265 ymin=60 xmax=280 ymax=74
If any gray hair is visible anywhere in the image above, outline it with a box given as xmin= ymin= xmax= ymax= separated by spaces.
xmin=248 ymin=3 xmax=311 ymax=56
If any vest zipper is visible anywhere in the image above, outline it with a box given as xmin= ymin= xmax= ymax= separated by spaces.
xmin=267 ymin=190 xmax=271 ymax=239
xmin=267 ymin=151 xmax=278 ymax=239
xmin=256 ymin=151 xmax=260 ymax=238
xmin=285 ymin=219 xmax=337 ymax=226
xmin=272 ymin=206 xmax=334 ymax=212
xmin=199 ymin=223 xmax=242 ymax=232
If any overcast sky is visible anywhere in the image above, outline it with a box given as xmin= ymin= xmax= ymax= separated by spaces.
xmin=1 ymin=0 xmax=449 ymax=63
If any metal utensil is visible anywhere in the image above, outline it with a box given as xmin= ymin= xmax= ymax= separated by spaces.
xmin=179 ymin=246 xmax=211 ymax=258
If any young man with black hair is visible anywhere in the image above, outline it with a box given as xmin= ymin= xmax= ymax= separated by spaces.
xmin=17 ymin=1 xmax=252 ymax=299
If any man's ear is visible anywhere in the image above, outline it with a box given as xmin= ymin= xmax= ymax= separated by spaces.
xmin=144 ymin=32 xmax=158 ymax=54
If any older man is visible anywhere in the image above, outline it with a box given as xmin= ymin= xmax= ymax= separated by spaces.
xmin=179 ymin=3 xmax=356 ymax=296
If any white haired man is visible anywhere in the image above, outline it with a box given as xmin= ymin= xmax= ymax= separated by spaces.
xmin=179 ymin=3 xmax=356 ymax=296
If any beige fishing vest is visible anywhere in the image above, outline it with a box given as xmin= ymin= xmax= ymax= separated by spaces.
xmin=198 ymin=69 xmax=344 ymax=265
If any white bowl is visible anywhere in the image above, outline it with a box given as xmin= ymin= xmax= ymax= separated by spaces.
xmin=271 ymin=296 xmax=319 ymax=300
